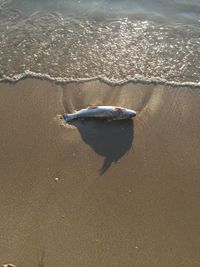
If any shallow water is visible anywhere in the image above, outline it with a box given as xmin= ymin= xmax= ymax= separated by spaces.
xmin=0 ymin=0 xmax=200 ymax=85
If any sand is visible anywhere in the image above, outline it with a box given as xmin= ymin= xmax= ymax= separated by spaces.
xmin=0 ymin=79 xmax=200 ymax=267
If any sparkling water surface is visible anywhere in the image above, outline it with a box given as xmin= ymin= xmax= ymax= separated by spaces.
xmin=0 ymin=0 xmax=200 ymax=84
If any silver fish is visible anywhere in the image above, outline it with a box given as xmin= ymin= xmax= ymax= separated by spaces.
xmin=63 ymin=105 xmax=136 ymax=122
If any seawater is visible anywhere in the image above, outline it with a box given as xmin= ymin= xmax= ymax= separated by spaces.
xmin=0 ymin=0 xmax=200 ymax=86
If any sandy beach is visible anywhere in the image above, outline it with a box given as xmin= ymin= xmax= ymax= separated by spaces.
xmin=0 ymin=78 xmax=200 ymax=266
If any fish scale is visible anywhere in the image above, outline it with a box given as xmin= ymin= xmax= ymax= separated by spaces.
xmin=63 ymin=105 xmax=136 ymax=122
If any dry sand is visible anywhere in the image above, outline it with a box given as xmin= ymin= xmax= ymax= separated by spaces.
xmin=0 ymin=79 xmax=200 ymax=267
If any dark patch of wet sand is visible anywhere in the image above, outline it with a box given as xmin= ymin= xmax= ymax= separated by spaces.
xmin=0 ymin=79 xmax=200 ymax=267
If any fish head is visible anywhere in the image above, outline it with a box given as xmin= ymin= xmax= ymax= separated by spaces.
xmin=115 ymin=107 xmax=136 ymax=119
xmin=125 ymin=108 xmax=137 ymax=119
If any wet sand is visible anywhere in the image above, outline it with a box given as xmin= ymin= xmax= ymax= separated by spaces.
xmin=0 ymin=79 xmax=200 ymax=267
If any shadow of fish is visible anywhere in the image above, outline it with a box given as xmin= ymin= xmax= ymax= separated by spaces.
xmin=68 ymin=119 xmax=134 ymax=175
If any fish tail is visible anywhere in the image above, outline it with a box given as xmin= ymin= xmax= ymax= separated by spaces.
xmin=63 ymin=113 xmax=76 ymax=122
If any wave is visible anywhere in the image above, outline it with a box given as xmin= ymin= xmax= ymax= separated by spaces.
xmin=1 ymin=12 xmax=200 ymax=83
xmin=1 ymin=4 xmax=200 ymax=86
xmin=1 ymin=70 xmax=200 ymax=88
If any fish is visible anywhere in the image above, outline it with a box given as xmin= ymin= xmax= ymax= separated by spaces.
xmin=63 ymin=105 xmax=136 ymax=122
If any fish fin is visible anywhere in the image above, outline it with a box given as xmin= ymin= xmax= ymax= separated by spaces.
xmin=88 ymin=105 xmax=98 ymax=109
xmin=63 ymin=114 xmax=76 ymax=122
xmin=115 ymin=107 xmax=123 ymax=111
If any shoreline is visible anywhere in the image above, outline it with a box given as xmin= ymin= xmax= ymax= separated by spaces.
xmin=1 ymin=72 xmax=200 ymax=88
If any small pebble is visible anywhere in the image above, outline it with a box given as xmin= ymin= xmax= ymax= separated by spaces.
xmin=2 ymin=264 xmax=16 ymax=267
xmin=55 ymin=177 xmax=59 ymax=182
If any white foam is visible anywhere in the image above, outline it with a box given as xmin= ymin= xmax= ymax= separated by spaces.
xmin=0 ymin=70 xmax=200 ymax=88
